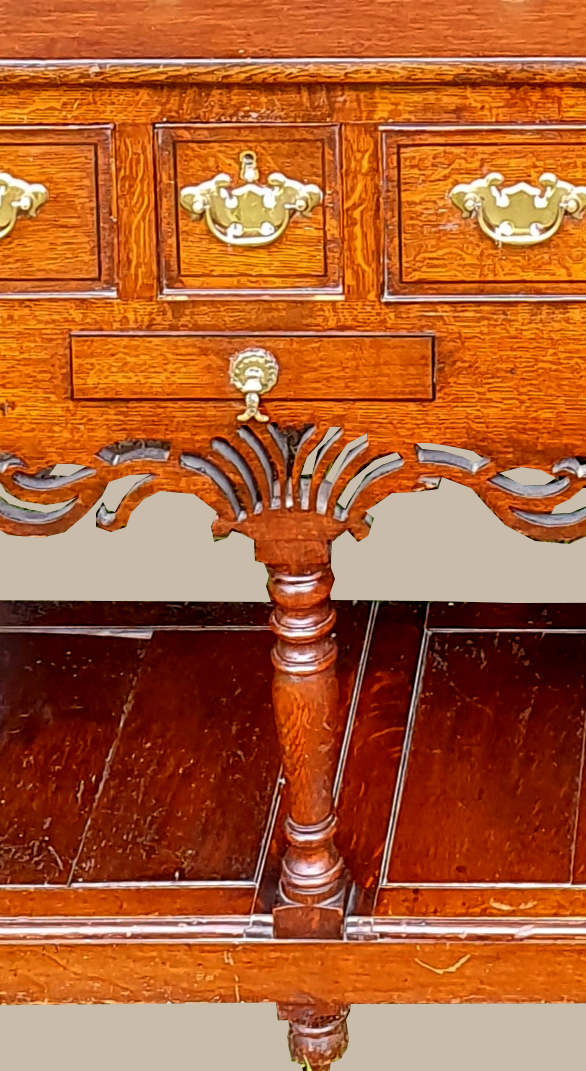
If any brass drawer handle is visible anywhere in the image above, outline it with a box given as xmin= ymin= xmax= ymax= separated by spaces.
xmin=449 ymin=171 xmax=586 ymax=246
xmin=179 ymin=149 xmax=323 ymax=248
xmin=229 ymin=348 xmax=279 ymax=423
xmin=0 ymin=171 xmax=48 ymax=241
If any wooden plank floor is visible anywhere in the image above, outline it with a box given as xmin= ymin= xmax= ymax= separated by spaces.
xmin=369 ymin=604 xmax=586 ymax=919
xmin=0 ymin=600 xmax=370 ymax=919
xmin=2 ymin=601 xmax=586 ymax=921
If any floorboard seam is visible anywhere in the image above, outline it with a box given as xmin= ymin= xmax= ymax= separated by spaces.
xmin=377 ymin=609 xmax=431 ymax=890
xmin=66 ymin=641 xmax=151 ymax=887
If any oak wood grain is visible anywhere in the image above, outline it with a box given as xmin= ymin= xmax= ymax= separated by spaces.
xmin=0 ymin=0 xmax=583 ymax=63
xmin=10 ymin=295 xmax=586 ymax=486
xmin=156 ymin=124 xmax=341 ymax=296
xmin=0 ymin=884 xmax=255 ymax=917
xmin=2 ymin=85 xmax=586 ymax=128
xmin=375 ymin=885 xmax=586 ymax=918
xmin=2 ymin=8 xmax=586 ymax=1046
xmin=70 ymin=332 xmax=434 ymax=402
xmin=0 ymin=127 xmax=115 ymax=294
xmin=399 ymin=141 xmax=586 ymax=288
xmin=3 ymin=937 xmax=586 ymax=1005
xmin=114 ymin=123 xmax=157 ymax=302
xmin=382 ymin=126 xmax=586 ymax=299
xmin=4 ymin=61 xmax=586 ymax=89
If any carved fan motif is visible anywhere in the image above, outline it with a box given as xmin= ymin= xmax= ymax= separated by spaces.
xmin=3 ymin=427 xmax=586 ymax=544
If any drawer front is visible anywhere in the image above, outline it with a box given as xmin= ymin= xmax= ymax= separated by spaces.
xmin=156 ymin=125 xmax=342 ymax=297
xmin=70 ymin=333 xmax=434 ymax=402
xmin=0 ymin=127 xmax=114 ymax=295
xmin=383 ymin=127 xmax=586 ymax=299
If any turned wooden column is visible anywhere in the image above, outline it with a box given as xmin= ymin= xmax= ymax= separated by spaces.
xmin=262 ymin=551 xmax=348 ymax=938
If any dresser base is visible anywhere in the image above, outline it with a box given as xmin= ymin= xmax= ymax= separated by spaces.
xmin=1 ymin=600 xmax=586 ymax=1062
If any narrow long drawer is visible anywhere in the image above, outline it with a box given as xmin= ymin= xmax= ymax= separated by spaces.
xmin=70 ymin=332 xmax=435 ymax=401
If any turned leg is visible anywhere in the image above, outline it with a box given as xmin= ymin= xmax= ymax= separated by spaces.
xmin=180 ymin=424 xmax=385 ymax=1071
xmin=266 ymin=561 xmax=348 ymax=936
xmin=259 ymin=556 xmax=352 ymax=1066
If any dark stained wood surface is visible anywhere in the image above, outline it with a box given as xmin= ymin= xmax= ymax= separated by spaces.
xmin=5 ymin=601 xmax=586 ymax=1043
xmin=72 ymin=628 xmax=279 ymax=884
xmin=0 ymin=601 xmax=272 ymax=628
xmin=0 ymin=600 xmax=370 ymax=894
xmin=0 ymin=632 xmax=148 ymax=884
xmin=0 ymin=0 xmax=582 ymax=62
xmin=5 ymin=600 xmax=586 ymax=922
xmin=568 ymin=751 xmax=586 ymax=884
xmin=427 ymin=603 xmax=586 ymax=630
xmin=335 ymin=602 xmax=427 ymax=914
xmin=269 ymin=563 xmax=348 ymax=939
xmin=386 ymin=630 xmax=586 ymax=885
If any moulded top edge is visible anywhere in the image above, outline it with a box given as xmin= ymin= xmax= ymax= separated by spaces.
xmin=2 ymin=57 xmax=586 ymax=88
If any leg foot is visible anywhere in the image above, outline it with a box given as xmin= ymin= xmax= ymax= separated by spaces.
xmin=278 ymin=1004 xmax=350 ymax=1071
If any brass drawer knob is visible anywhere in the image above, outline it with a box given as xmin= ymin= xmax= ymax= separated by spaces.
xmin=229 ymin=348 xmax=279 ymax=423
xmin=449 ymin=171 xmax=586 ymax=246
xmin=179 ymin=149 xmax=323 ymax=248
xmin=0 ymin=171 xmax=48 ymax=241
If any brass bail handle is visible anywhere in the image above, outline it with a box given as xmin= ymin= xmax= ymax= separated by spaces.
xmin=449 ymin=171 xmax=586 ymax=247
xmin=0 ymin=171 xmax=48 ymax=241
xmin=229 ymin=348 xmax=279 ymax=423
xmin=179 ymin=149 xmax=323 ymax=248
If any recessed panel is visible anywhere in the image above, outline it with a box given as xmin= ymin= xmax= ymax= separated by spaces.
xmin=0 ymin=127 xmax=115 ymax=295
xmin=383 ymin=127 xmax=586 ymax=299
xmin=156 ymin=124 xmax=342 ymax=296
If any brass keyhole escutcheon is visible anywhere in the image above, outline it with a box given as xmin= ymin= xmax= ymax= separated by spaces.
xmin=229 ymin=348 xmax=279 ymax=423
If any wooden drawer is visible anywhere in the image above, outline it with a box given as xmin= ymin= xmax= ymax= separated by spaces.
xmin=383 ymin=127 xmax=586 ymax=299
xmin=0 ymin=127 xmax=114 ymax=296
xmin=70 ymin=332 xmax=434 ymax=402
xmin=155 ymin=125 xmax=342 ymax=298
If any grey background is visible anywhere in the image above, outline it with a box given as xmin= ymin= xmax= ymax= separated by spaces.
xmin=1 ymin=473 xmax=585 ymax=1062
xmin=1 ymin=1003 xmax=583 ymax=1069
xmin=2 ymin=465 xmax=586 ymax=601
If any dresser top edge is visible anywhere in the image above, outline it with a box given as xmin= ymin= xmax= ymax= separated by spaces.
xmin=1 ymin=57 xmax=586 ymax=88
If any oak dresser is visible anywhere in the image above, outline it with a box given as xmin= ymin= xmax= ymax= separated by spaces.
xmin=3 ymin=0 xmax=586 ymax=1064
